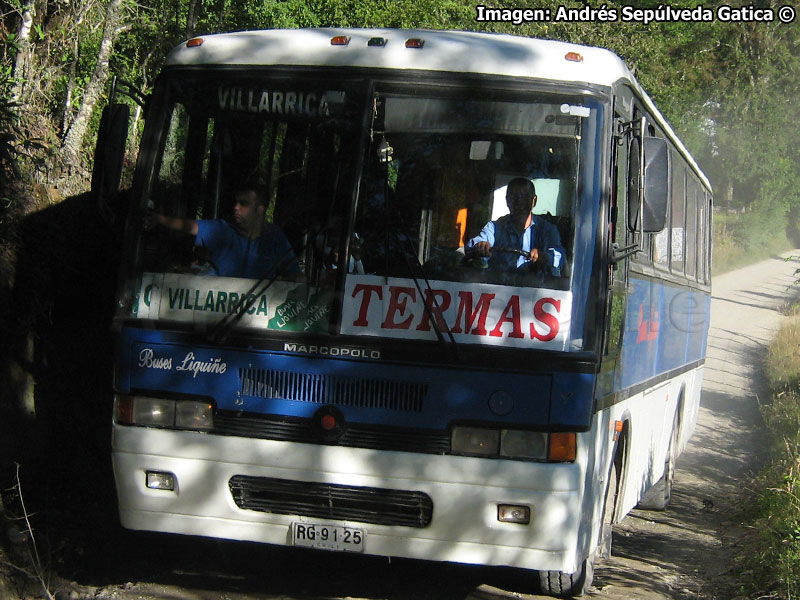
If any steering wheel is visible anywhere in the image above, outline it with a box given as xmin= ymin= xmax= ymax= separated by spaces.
xmin=492 ymin=247 xmax=532 ymax=259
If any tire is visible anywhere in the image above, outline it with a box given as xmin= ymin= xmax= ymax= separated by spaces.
xmin=538 ymin=559 xmax=593 ymax=598
xmin=637 ymin=413 xmax=679 ymax=511
xmin=538 ymin=458 xmax=618 ymax=597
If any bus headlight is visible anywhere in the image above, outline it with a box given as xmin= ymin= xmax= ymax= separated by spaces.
xmin=500 ymin=430 xmax=548 ymax=460
xmin=115 ymin=395 xmax=214 ymax=431
xmin=451 ymin=426 xmax=499 ymax=456
xmin=133 ymin=397 xmax=175 ymax=427
xmin=450 ymin=426 xmax=574 ymax=462
xmin=175 ymin=401 xmax=214 ymax=430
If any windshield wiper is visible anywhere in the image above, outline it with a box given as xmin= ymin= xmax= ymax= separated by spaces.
xmin=208 ymin=252 xmax=299 ymax=345
xmin=392 ymin=211 xmax=460 ymax=362
xmin=208 ymin=221 xmax=326 ymax=344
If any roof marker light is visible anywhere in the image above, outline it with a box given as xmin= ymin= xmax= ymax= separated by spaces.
xmin=186 ymin=37 xmax=204 ymax=48
xmin=330 ymin=35 xmax=351 ymax=46
xmin=368 ymin=37 xmax=387 ymax=47
xmin=565 ymin=51 xmax=583 ymax=62
xmin=405 ymin=38 xmax=425 ymax=49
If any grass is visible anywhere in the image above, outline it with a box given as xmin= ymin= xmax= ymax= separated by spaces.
xmin=712 ymin=210 xmax=795 ymax=275
xmin=740 ymin=309 xmax=800 ymax=599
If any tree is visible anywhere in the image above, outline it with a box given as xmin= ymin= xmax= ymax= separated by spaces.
xmin=59 ymin=0 xmax=128 ymax=166
xmin=9 ymin=0 xmax=34 ymax=105
xmin=0 ymin=0 xmax=796 ymax=219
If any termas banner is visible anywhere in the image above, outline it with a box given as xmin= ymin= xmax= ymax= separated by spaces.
xmin=341 ymin=275 xmax=572 ymax=350
xmin=135 ymin=273 xmax=572 ymax=349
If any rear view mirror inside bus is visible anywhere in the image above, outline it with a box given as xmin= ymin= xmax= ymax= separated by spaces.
xmin=469 ymin=140 xmax=504 ymax=160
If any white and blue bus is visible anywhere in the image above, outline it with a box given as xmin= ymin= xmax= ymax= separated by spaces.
xmin=103 ymin=28 xmax=712 ymax=597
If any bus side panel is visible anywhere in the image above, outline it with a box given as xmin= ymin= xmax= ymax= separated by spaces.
xmin=613 ymin=275 xmax=709 ymax=515
xmin=619 ymin=276 xmax=710 ymax=391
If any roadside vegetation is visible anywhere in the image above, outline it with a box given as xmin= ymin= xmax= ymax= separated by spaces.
xmin=712 ymin=210 xmax=799 ymax=276
xmin=739 ymin=292 xmax=800 ymax=599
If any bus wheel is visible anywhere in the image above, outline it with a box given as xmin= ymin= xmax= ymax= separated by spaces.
xmin=538 ymin=559 xmax=593 ymax=598
xmin=638 ymin=413 xmax=679 ymax=511
xmin=538 ymin=462 xmax=617 ymax=597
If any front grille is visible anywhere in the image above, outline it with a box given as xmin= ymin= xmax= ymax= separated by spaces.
xmin=229 ymin=475 xmax=433 ymax=528
xmin=214 ymin=412 xmax=450 ymax=454
xmin=239 ymin=368 xmax=427 ymax=413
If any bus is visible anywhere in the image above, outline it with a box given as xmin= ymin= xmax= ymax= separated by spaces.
xmin=100 ymin=28 xmax=712 ymax=597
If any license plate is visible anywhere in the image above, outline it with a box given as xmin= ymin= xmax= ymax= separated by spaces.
xmin=291 ymin=521 xmax=365 ymax=553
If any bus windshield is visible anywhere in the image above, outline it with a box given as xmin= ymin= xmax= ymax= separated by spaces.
xmin=346 ymin=88 xmax=589 ymax=351
xmin=128 ymin=73 xmax=600 ymax=352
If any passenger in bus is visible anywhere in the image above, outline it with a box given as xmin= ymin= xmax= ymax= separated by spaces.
xmin=146 ymin=188 xmax=300 ymax=279
xmin=465 ymin=177 xmax=565 ymax=276
xmin=316 ymin=220 xmax=365 ymax=277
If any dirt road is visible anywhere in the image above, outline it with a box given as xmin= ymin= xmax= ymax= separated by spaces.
xmin=9 ymin=253 xmax=799 ymax=600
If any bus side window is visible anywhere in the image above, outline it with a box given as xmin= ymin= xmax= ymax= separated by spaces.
xmin=685 ymin=176 xmax=699 ymax=280
xmin=671 ymin=162 xmax=686 ymax=275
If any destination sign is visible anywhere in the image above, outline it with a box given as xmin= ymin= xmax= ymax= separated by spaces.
xmin=217 ymin=86 xmax=346 ymax=117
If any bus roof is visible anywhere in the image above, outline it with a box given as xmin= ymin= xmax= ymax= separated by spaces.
xmin=164 ymin=28 xmax=711 ymax=190
xmin=166 ymin=28 xmax=632 ymax=85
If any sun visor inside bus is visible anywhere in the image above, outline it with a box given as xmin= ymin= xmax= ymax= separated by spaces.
xmin=383 ymin=98 xmax=588 ymax=137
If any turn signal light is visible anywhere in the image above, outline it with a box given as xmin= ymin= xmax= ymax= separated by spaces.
xmin=186 ymin=37 xmax=204 ymax=48
xmin=548 ymin=432 xmax=577 ymax=462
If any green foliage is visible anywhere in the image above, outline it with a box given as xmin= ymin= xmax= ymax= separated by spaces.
xmin=0 ymin=66 xmax=45 ymax=201
xmin=741 ymin=313 xmax=800 ymax=598
xmin=766 ymin=314 xmax=800 ymax=392
xmin=711 ymin=208 xmax=793 ymax=275
xmin=1 ymin=0 xmax=799 ymax=238
xmin=0 ymin=86 xmax=22 ymax=182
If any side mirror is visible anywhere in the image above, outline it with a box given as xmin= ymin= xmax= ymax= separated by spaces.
xmin=642 ymin=137 xmax=669 ymax=232
xmin=627 ymin=136 xmax=669 ymax=233
xmin=91 ymin=103 xmax=130 ymax=222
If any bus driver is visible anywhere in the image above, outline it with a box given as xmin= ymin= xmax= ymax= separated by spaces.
xmin=466 ymin=177 xmax=565 ymax=277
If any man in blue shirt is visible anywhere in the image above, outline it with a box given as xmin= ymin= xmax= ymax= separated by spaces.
xmin=149 ymin=188 xmax=300 ymax=279
xmin=466 ymin=177 xmax=565 ymax=277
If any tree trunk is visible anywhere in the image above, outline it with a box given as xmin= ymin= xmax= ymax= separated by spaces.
xmin=10 ymin=0 xmax=35 ymax=105
xmin=186 ymin=0 xmax=200 ymax=39
xmin=60 ymin=0 xmax=126 ymax=166
xmin=217 ymin=0 xmax=228 ymax=32
xmin=61 ymin=36 xmax=80 ymax=135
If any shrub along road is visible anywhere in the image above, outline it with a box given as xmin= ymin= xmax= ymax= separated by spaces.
xmin=7 ymin=252 xmax=799 ymax=600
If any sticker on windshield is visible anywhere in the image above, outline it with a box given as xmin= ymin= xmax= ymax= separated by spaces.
xmin=136 ymin=273 xmax=333 ymax=333
xmin=560 ymin=104 xmax=591 ymax=118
